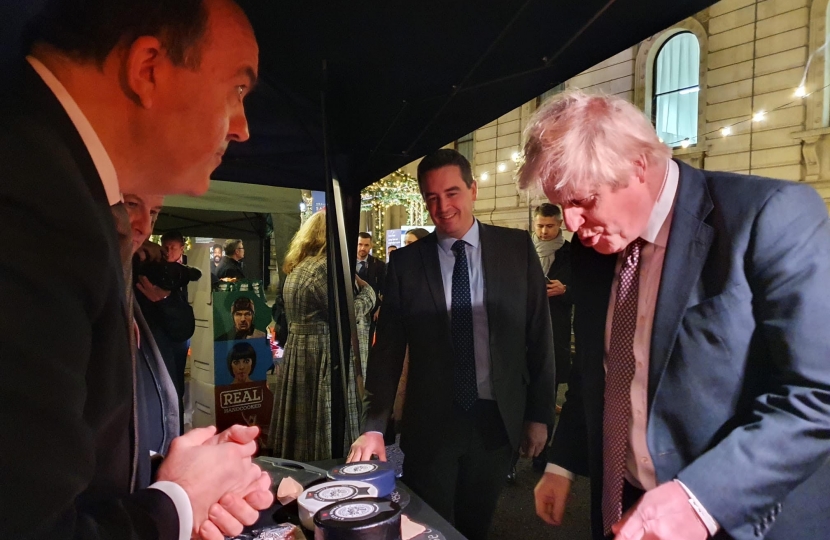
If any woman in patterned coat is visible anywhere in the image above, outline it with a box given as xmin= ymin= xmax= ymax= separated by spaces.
xmin=269 ymin=211 xmax=376 ymax=461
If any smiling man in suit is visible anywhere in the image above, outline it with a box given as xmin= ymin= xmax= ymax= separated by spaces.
xmin=521 ymin=91 xmax=830 ymax=540
xmin=349 ymin=148 xmax=556 ymax=540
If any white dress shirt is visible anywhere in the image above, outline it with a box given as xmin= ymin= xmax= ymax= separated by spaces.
xmin=547 ymin=160 xmax=718 ymax=535
xmin=27 ymin=56 xmax=193 ymax=540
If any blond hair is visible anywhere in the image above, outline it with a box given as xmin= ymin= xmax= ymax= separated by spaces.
xmin=282 ymin=210 xmax=327 ymax=274
xmin=517 ymin=91 xmax=671 ymax=202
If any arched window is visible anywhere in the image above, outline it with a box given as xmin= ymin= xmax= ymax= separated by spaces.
xmin=653 ymin=32 xmax=700 ymax=147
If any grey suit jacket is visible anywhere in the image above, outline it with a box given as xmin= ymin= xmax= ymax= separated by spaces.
xmin=362 ymin=222 xmax=556 ymax=454
xmin=550 ymin=160 xmax=830 ymax=540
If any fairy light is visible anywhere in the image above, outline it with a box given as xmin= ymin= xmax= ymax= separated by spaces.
xmin=497 ymin=162 xmax=507 ymax=173
xmin=721 ymin=126 xmax=731 ymax=137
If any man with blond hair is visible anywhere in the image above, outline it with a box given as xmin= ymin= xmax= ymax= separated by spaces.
xmin=519 ymin=91 xmax=830 ymax=540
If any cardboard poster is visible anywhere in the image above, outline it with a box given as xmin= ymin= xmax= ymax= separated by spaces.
xmin=213 ymin=288 xmax=274 ymax=442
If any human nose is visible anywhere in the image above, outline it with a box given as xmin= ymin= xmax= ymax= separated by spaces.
xmin=563 ymin=207 xmax=583 ymax=232
xmin=228 ymin=106 xmax=250 ymax=143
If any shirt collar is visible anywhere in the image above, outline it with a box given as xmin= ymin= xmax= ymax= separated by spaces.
xmin=27 ymin=56 xmax=122 ymax=206
xmin=640 ymin=159 xmax=678 ymax=247
xmin=437 ymin=219 xmax=480 ymax=253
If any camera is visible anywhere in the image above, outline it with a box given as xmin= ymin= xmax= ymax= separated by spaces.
xmin=134 ymin=259 xmax=202 ymax=291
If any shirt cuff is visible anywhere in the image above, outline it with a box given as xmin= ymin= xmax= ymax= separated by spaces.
xmin=544 ymin=463 xmax=576 ymax=481
xmin=674 ymin=479 xmax=720 ymax=537
xmin=149 ymin=481 xmax=193 ymax=540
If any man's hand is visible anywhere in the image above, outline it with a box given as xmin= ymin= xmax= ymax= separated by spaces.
xmin=546 ymin=280 xmax=566 ymax=297
xmin=135 ymin=275 xmax=171 ymax=302
xmin=521 ymin=421 xmax=548 ymax=458
xmin=135 ymin=239 xmax=165 ymax=263
xmin=612 ymin=481 xmax=709 ymax=540
xmin=534 ymin=472 xmax=572 ymax=526
xmin=156 ymin=426 xmax=266 ymax=540
xmin=347 ymin=432 xmax=386 ymax=462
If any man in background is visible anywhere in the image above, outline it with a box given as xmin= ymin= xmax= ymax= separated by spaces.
xmin=139 ymin=229 xmax=195 ymax=433
xmin=350 ymin=149 xmax=556 ymax=540
xmin=124 ymin=192 xmax=182 ymax=487
xmin=357 ymin=232 xmax=386 ymax=344
xmin=0 ymin=1 xmax=272 ymax=538
xmin=217 ymin=239 xmax=247 ymax=280
xmin=162 ymin=231 xmax=188 ymax=265
xmin=528 ymin=203 xmax=572 ymax=471
xmin=523 ymin=91 xmax=830 ymax=540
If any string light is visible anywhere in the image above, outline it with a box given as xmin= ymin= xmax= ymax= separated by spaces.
xmin=511 ymin=151 xmax=521 ymax=162
xmin=680 ymin=138 xmax=691 ymax=149
xmin=666 ymin=39 xmax=830 ymax=146
xmin=497 ymin=162 xmax=507 ymax=173
xmin=480 ymin=172 xmax=490 ymax=181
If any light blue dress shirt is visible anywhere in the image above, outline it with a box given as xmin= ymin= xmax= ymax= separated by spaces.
xmin=436 ymin=220 xmax=494 ymax=400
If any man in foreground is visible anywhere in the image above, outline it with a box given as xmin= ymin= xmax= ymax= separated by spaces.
xmin=521 ymin=91 xmax=830 ymax=540
xmin=350 ymin=149 xmax=556 ymax=540
xmin=0 ymin=1 xmax=272 ymax=538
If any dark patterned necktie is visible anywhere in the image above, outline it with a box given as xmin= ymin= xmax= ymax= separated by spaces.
xmin=602 ymin=237 xmax=647 ymax=534
xmin=358 ymin=260 xmax=368 ymax=280
xmin=451 ymin=240 xmax=477 ymax=411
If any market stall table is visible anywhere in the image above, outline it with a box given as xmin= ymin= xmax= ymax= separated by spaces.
xmin=242 ymin=457 xmax=466 ymax=540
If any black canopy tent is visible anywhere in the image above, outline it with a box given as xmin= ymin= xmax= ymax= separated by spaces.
xmin=221 ymin=0 xmax=717 ymax=455
xmin=3 ymin=0 xmax=719 ymax=457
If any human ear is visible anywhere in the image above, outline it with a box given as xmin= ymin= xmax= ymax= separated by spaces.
xmin=632 ymin=155 xmax=648 ymax=184
xmin=124 ymin=36 xmax=164 ymax=109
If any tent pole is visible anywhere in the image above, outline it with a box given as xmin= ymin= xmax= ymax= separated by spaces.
xmin=321 ymin=60 xmax=363 ymax=459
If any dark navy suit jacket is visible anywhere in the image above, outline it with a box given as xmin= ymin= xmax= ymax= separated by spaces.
xmin=0 ymin=61 xmax=181 ymax=539
xmin=550 ymin=160 xmax=830 ymax=540
xmin=363 ymin=223 xmax=556 ymax=454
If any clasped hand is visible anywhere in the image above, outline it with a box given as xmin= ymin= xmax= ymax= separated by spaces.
xmin=157 ymin=425 xmax=274 ymax=540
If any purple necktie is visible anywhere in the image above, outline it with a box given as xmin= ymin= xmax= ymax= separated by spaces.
xmin=602 ymin=237 xmax=646 ymax=534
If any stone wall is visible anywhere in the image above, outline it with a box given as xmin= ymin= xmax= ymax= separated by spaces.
xmin=465 ymin=0 xmax=830 ymax=226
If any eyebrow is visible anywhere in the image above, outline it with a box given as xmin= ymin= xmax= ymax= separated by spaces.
xmin=239 ymin=66 xmax=258 ymax=91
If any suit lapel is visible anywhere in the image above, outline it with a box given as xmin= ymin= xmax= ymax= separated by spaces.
xmin=648 ymin=161 xmax=714 ymax=406
xmin=478 ymin=223 xmax=500 ymax=341
xmin=419 ymin=234 xmax=450 ymax=330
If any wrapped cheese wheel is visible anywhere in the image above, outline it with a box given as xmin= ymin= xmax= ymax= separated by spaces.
xmin=327 ymin=462 xmax=396 ymax=498
xmin=298 ymin=481 xmax=378 ymax=530
xmin=314 ymin=498 xmax=401 ymax=540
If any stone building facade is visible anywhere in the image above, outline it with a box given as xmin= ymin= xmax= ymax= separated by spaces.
xmin=467 ymin=0 xmax=830 ymax=229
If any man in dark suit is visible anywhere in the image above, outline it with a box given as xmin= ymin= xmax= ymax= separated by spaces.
xmin=137 ymin=229 xmax=196 ymax=435
xmin=0 ymin=1 xmax=273 ymax=539
xmin=530 ymin=203 xmax=572 ymax=469
xmin=520 ymin=91 xmax=830 ymax=540
xmin=356 ymin=232 xmax=386 ymax=296
xmin=124 ymin=193 xmax=182 ymax=487
xmin=349 ymin=149 xmax=556 ymax=540
xmin=356 ymin=232 xmax=386 ymax=344
xmin=216 ymin=239 xmax=247 ymax=280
